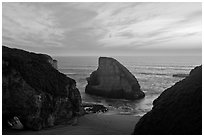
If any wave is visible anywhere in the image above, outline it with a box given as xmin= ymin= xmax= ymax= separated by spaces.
xmin=139 ymin=72 xmax=169 ymax=76
xmin=133 ymin=65 xmax=194 ymax=71
xmin=65 ymin=72 xmax=77 ymax=75
xmin=172 ymin=73 xmax=188 ymax=78
xmin=59 ymin=66 xmax=96 ymax=71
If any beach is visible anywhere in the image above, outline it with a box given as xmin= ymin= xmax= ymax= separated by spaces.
xmin=3 ymin=114 xmax=141 ymax=135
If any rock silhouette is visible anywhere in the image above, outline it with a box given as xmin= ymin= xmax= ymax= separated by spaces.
xmin=133 ymin=65 xmax=202 ymax=135
xmin=85 ymin=57 xmax=145 ymax=100
xmin=2 ymin=46 xmax=84 ymax=131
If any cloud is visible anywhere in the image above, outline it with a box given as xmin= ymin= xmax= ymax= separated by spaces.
xmin=91 ymin=3 xmax=201 ymax=48
xmin=3 ymin=3 xmax=64 ymax=48
xmin=2 ymin=2 xmax=202 ymax=56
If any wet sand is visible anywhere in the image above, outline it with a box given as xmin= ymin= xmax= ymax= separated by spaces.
xmin=3 ymin=114 xmax=141 ymax=135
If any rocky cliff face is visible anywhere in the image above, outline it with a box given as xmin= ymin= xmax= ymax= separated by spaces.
xmin=2 ymin=46 xmax=83 ymax=130
xmin=85 ymin=57 xmax=145 ymax=100
xmin=134 ymin=65 xmax=202 ymax=135
xmin=47 ymin=57 xmax=58 ymax=70
xmin=52 ymin=60 xmax=58 ymax=70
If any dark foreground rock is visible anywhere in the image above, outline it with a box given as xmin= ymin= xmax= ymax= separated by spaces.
xmin=134 ymin=66 xmax=202 ymax=135
xmin=2 ymin=46 xmax=84 ymax=131
xmin=85 ymin=57 xmax=145 ymax=100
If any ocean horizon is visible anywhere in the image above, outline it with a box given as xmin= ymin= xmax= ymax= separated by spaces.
xmin=55 ymin=55 xmax=201 ymax=116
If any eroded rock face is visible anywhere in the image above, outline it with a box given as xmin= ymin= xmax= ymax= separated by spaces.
xmin=85 ymin=57 xmax=145 ymax=100
xmin=2 ymin=46 xmax=83 ymax=131
xmin=133 ymin=66 xmax=202 ymax=135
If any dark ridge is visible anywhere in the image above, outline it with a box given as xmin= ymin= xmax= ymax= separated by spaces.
xmin=2 ymin=46 xmax=75 ymax=96
xmin=133 ymin=65 xmax=202 ymax=135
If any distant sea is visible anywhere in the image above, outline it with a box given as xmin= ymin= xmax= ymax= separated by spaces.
xmin=55 ymin=56 xmax=201 ymax=116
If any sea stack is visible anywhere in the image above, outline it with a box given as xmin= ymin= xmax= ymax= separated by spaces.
xmin=133 ymin=65 xmax=202 ymax=135
xmin=85 ymin=57 xmax=145 ymax=100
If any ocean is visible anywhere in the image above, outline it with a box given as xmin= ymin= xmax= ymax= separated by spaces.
xmin=55 ymin=56 xmax=201 ymax=116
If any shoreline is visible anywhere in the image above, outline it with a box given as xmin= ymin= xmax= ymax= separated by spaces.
xmin=3 ymin=113 xmax=141 ymax=135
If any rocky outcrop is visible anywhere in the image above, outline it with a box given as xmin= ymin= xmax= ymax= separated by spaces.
xmin=82 ymin=102 xmax=108 ymax=114
xmin=43 ymin=55 xmax=58 ymax=70
xmin=52 ymin=60 xmax=58 ymax=70
xmin=2 ymin=46 xmax=84 ymax=131
xmin=134 ymin=66 xmax=202 ymax=135
xmin=85 ymin=57 xmax=145 ymax=100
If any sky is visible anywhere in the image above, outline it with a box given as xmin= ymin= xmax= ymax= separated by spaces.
xmin=2 ymin=2 xmax=202 ymax=56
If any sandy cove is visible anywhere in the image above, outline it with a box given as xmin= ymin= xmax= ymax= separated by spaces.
xmin=3 ymin=113 xmax=141 ymax=135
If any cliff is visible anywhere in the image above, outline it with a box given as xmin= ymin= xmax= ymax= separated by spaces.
xmin=85 ymin=57 xmax=145 ymax=100
xmin=2 ymin=46 xmax=83 ymax=131
xmin=47 ymin=57 xmax=58 ymax=70
xmin=133 ymin=65 xmax=202 ymax=135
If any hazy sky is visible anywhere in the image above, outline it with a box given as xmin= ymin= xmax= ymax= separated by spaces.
xmin=2 ymin=2 xmax=202 ymax=56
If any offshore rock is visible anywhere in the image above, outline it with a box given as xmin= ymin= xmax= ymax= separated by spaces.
xmin=133 ymin=66 xmax=202 ymax=135
xmin=85 ymin=57 xmax=145 ymax=100
xmin=2 ymin=46 xmax=83 ymax=131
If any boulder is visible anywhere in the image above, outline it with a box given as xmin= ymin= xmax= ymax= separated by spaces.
xmin=85 ymin=57 xmax=145 ymax=100
xmin=2 ymin=46 xmax=84 ymax=131
xmin=133 ymin=65 xmax=202 ymax=135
